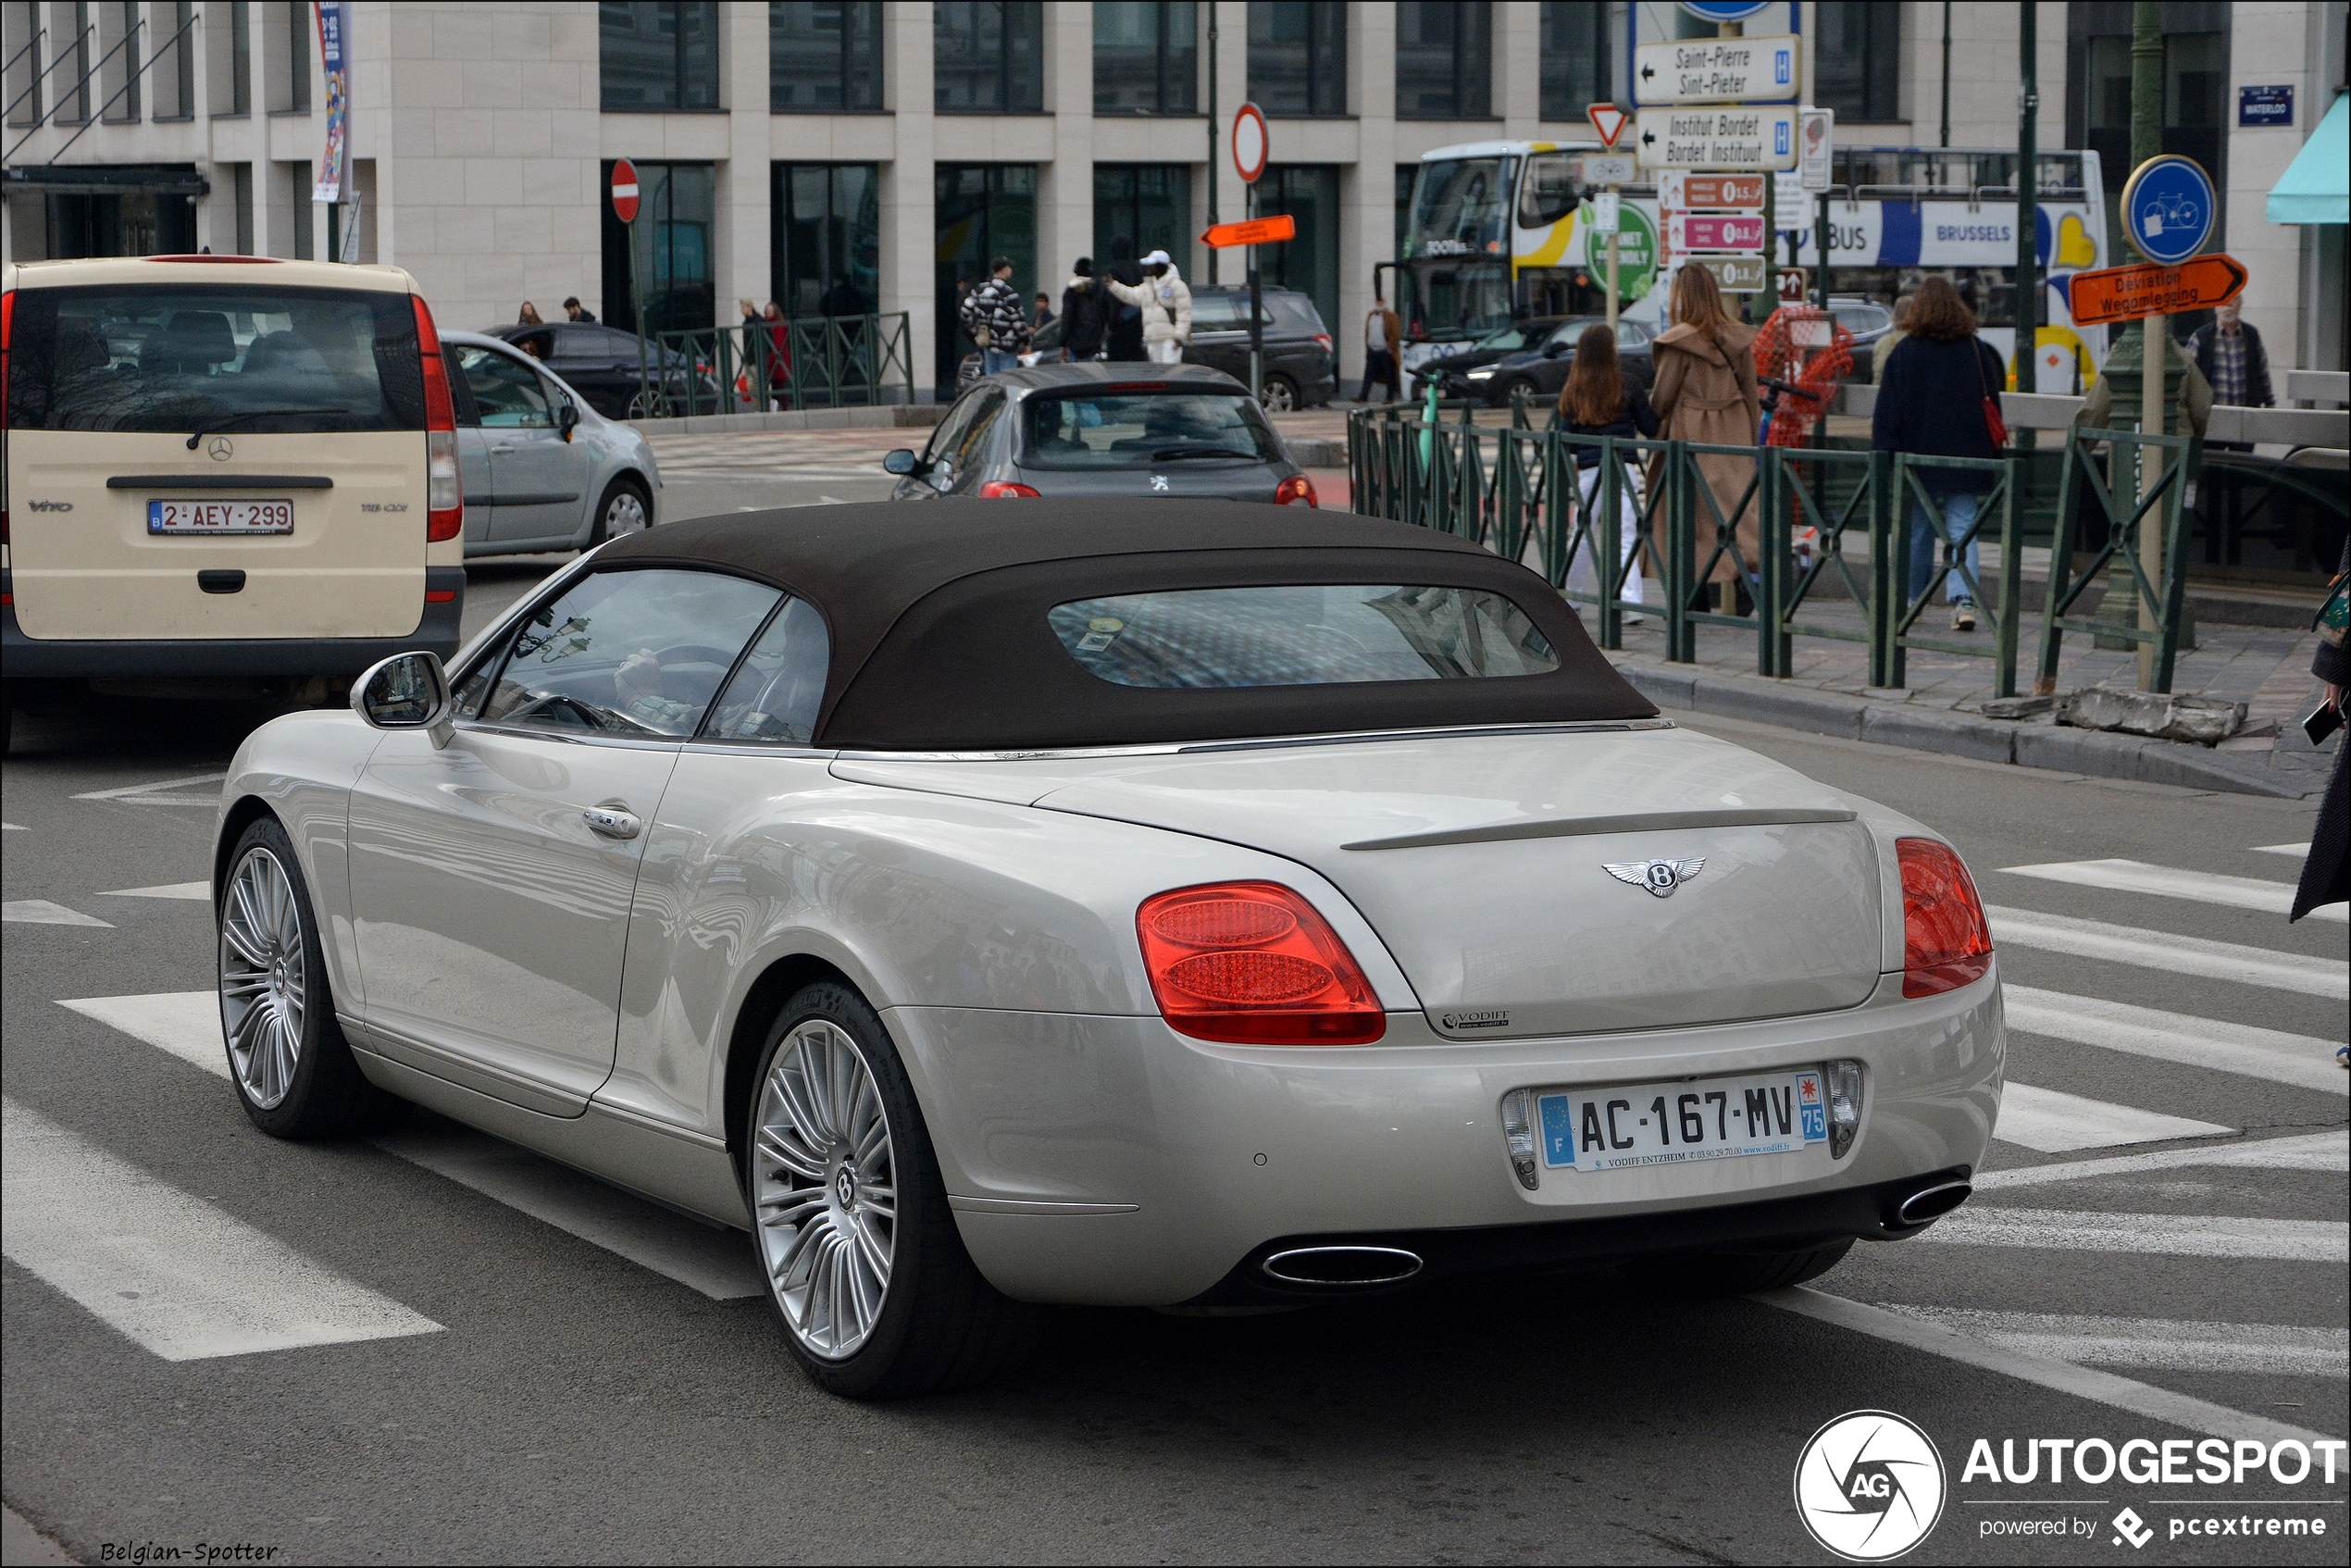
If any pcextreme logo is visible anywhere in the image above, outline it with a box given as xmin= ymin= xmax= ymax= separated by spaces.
xmin=1794 ymin=1410 xmax=1949 ymax=1562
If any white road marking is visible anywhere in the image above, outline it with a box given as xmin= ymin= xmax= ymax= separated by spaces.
xmin=1 ymin=1098 xmax=442 ymax=1361
xmin=2001 ymin=985 xmax=2349 ymax=1096
xmin=1984 ymin=904 xmax=2347 ymax=998
xmin=70 ymin=772 xmax=227 ymax=803
xmin=98 ymin=881 xmax=211 ymax=902
xmin=3 ymin=821 xmax=26 ymax=831
xmin=1975 ymin=1130 xmax=2348 ymax=1189
xmin=2252 ymin=842 xmax=2312 ymax=856
xmin=3 ymin=901 xmax=113 ymax=928
xmin=57 ymin=991 xmax=757 ymax=1300
xmin=1760 ymin=1288 xmax=2332 ymax=1447
xmin=373 ymin=1120 xmax=760 ymax=1300
xmin=1998 ymin=858 xmax=2346 ymax=922
xmin=1917 ymin=1206 xmax=2346 ymax=1262
xmin=1879 ymin=1307 xmax=2348 ymax=1379
xmin=1995 ymin=1082 xmax=2233 ymax=1152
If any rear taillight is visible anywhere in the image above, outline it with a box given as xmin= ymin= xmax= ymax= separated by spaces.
xmin=1136 ymin=882 xmax=1384 ymax=1045
xmin=1274 ymin=474 xmax=1317 ymax=507
xmin=1312 ymin=331 xmax=1333 ymax=352
xmin=976 ymin=480 xmax=1039 ymax=498
xmin=1897 ymin=838 xmax=1992 ymax=997
xmin=413 ymin=295 xmax=463 ymax=541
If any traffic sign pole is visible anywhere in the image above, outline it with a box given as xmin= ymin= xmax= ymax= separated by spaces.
xmin=1230 ymin=103 xmax=1271 ymax=404
xmin=1590 ymin=104 xmax=1628 ymax=333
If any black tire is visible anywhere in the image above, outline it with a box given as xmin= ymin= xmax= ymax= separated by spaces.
xmin=217 ymin=816 xmax=409 ymax=1139
xmin=1624 ymin=1237 xmax=1854 ymax=1296
xmin=589 ymin=477 xmax=653 ymax=546
xmin=1259 ymin=374 xmax=1300 ymax=413
xmin=744 ymin=982 xmax=1039 ymax=1399
xmin=1502 ymin=375 xmax=1541 ymax=407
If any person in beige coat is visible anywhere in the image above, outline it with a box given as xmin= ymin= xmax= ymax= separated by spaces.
xmin=1648 ymin=264 xmax=1762 ymax=604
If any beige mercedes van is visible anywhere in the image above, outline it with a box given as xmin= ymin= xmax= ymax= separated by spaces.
xmin=3 ymin=255 xmax=466 ymax=709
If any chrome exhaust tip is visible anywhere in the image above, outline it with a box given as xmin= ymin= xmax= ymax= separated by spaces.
xmin=1894 ymin=1179 xmax=1973 ymax=1228
xmin=1260 ymin=1245 xmax=1424 ymax=1288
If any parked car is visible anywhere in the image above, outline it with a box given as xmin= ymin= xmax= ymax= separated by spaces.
xmin=1453 ymin=317 xmax=1659 ymax=408
xmin=2 ymin=254 xmax=466 ymax=726
xmin=885 ymin=362 xmax=1315 ymax=506
xmin=216 ymin=497 xmax=2000 ymax=1397
xmin=487 ymin=321 xmax=708 ymax=420
xmin=439 ymin=331 xmax=663 ymax=557
xmin=1826 ymin=297 xmax=1898 ymax=384
xmin=1181 ymin=285 xmax=1337 ymax=410
xmin=1420 ymin=317 xmax=1569 ymax=397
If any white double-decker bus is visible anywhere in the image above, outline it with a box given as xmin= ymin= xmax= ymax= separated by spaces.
xmin=1397 ymin=141 xmax=2112 ymax=391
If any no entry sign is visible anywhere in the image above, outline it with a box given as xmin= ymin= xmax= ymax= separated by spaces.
xmin=611 ymin=159 xmax=641 ymax=224
xmin=1231 ymin=103 xmax=1268 ymax=185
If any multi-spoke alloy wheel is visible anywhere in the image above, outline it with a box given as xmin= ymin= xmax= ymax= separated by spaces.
xmin=753 ymin=1019 xmax=898 ymax=1360
xmin=219 ymin=845 xmax=308 ymax=1110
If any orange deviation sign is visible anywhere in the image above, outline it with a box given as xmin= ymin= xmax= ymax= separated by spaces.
xmin=2067 ymin=254 xmax=2247 ymax=327
xmin=1200 ymin=214 xmax=1298 ymax=249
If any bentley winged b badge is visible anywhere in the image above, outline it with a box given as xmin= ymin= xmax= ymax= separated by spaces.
xmin=1604 ymin=857 xmax=1706 ymax=898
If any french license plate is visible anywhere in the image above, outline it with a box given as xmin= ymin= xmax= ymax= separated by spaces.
xmin=148 ymin=499 xmax=294 ymax=535
xmin=1537 ymin=1069 xmax=1827 ymax=1173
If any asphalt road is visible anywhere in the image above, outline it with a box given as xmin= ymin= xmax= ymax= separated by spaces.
xmin=4 ymin=500 xmax=2346 ymax=1564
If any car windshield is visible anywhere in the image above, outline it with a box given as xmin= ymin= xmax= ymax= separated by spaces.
xmin=1048 ymin=585 xmax=1559 ymax=689
xmin=5 ymin=283 xmax=426 ymax=433
xmin=1018 ymin=392 xmax=1277 ymax=469
xmin=1473 ymin=321 xmax=1545 ymax=352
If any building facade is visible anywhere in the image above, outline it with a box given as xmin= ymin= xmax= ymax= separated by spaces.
xmin=6 ymin=2 xmax=2342 ymax=395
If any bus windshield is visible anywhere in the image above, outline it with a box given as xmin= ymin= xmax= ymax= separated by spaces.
xmin=1400 ymin=260 xmax=1513 ymax=341
xmin=1409 ymin=157 xmax=1516 ymax=259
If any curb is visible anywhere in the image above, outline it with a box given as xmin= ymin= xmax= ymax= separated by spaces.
xmin=1611 ymin=657 xmax=2327 ymax=799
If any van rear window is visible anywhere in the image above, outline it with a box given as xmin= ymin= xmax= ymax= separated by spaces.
xmin=5 ymin=283 xmax=427 ymax=433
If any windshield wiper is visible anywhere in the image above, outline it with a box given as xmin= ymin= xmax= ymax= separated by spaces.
xmin=1151 ymin=445 xmax=1256 ymax=462
xmin=184 ymin=410 xmax=325 ymax=449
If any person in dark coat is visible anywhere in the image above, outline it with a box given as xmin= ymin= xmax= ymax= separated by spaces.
xmin=2186 ymin=298 xmax=2273 ymax=454
xmin=1558 ymin=323 xmax=1658 ymax=621
xmin=1102 ymin=236 xmax=1148 ymax=363
xmin=2293 ymin=542 xmax=2348 ymax=1048
xmin=1872 ymin=274 xmax=2006 ymax=632
xmin=1060 ymin=257 xmax=1106 ymax=362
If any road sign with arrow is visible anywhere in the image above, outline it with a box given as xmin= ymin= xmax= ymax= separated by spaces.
xmin=2067 ymin=253 xmax=2246 ymax=326
xmin=1634 ymin=33 xmax=1799 ymax=105
xmin=1636 ymin=106 xmax=1797 ymax=170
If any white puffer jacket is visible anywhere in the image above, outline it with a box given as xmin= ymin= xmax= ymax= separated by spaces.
xmin=1106 ymin=265 xmax=1192 ymax=346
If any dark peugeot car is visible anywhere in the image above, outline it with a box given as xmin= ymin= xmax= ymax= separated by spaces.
xmin=1181 ymin=286 xmax=1337 ymax=411
xmin=1451 ymin=316 xmax=1659 ymax=407
xmin=884 ymin=363 xmax=1315 ymax=505
xmin=489 ymin=321 xmax=704 ymax=418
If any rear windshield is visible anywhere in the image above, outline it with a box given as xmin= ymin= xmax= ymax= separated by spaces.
xmin=5 ymin=282 xmax=427 ymax=433
xmin=1019 ymin=392 xmax=1279 ymax=470
xmin=1048 ymin=585 xmax=1559 ymax=689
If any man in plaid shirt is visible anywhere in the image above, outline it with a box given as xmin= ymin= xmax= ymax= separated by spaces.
xmin=2187 ymin=299 xmax=2272 ymax=450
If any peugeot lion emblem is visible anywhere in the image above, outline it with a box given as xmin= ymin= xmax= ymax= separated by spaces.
xmin=207 ymin=436 xmax=234 ymax=462
xmin=1604 ymin=857 xmax=1706 ymax=898
xmin=1150 ymin=474 xmax=1170 ymax=492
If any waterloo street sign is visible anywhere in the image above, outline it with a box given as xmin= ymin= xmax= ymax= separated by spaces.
xmin=1636 ymin=106 xmax=1798 ymax=170
xmin=1659 ymin=171 xmax=1767 ymax=211
xmin=2067 ymin=253 xmax=2247 ymax=326
xmin=1634 ymin=33 xmax=1799 ymax=106
xmin=1670 ymin=213 xmax=1768 ymax=253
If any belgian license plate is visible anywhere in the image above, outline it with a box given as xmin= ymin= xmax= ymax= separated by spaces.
xmin=148 ymin=499 xmax=294 ymax=535
xmin=1537 ymin=1069 xmax=1827 ymax=1173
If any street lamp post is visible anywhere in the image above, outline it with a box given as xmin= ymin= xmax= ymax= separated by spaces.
xmin=1205 ymin=3 xmax=1219 ymax=287
xmin=2016 ymin=1 xmax=2037 ymax=398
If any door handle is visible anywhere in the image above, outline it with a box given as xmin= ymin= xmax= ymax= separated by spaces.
xmin=490 ymin=443 xmax=517 ymax=455
xmin=582 ymin=804 xmax=641 ymax=840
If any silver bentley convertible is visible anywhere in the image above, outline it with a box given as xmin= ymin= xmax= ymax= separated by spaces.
xmin=212 ymin=500 xmax=2003 ymax=1397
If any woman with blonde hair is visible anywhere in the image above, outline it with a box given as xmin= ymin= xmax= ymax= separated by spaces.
xmin=1649 ymin=264 xmax=1761 ymax=612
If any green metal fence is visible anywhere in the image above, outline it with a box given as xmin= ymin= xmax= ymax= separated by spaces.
xmin=2036 ymin=426 xmax=2196 ymax=695
xmin=1346 ymin=405 xmax=2195 ymax=696
xmin=628 ymin=313 xmax=915 ymax=418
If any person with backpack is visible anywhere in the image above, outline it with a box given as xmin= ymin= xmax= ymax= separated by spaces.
xmin=1059 ymin=257 xmax=1106 ymax=363
xmin=960 ymin=257 xmax=1027 ymax=376
xmin=1871 ymin=274 xmax=2007 ymax=631
xmin=1101 ymin=237 xmax=1148 ymax=363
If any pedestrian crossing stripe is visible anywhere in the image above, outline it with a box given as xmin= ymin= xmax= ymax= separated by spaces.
xmin=1984 ymin=904 xmax=2346 ymax=999
xmin=1881 ymin=1307 xmax=2347 ymax=1379
xmin=1974 ymin=1129 xmax=2346 ymax=1189
xmin=1917 ymin=1205 xmax=2347 ymax=1262
xmin=1994 ymin=1082 xmax=2233 ymax=1152
xmin=98 ymin=881 xmax=211 ymax=901
xmin=3 ymin=900 xmax=111 ymax=927
xmin=1999 ymin=858 xmax=2346 ymax=923
xmin=2002 ymin=985 xmax=2348 ymax=1096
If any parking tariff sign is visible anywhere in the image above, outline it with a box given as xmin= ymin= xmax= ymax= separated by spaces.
xmin=2120 ymin=154 xmax=2215 ymax=266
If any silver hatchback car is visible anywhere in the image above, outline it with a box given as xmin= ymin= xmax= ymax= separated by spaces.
xmin=885 ymin=362 xmax=1317 ymax=507
xmin=439 ymin=330 xmax=664 ymax=556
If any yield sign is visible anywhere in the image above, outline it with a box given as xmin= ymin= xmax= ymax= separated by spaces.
xmin=611 ymin=158 xmax=641 ymax=224
xmin=1587 ymin=103 xmax=1629 ymax=150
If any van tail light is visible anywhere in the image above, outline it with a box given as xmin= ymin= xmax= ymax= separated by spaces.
xmin=1137 ymin=882 xmax=1385 ymax=1045
xmin=1897 ymin=838 xmax=1993 ymax=997
xmin=1274 ymin=474 xmax=1317 ymax=507
xmin=412 ymin=295 xmax=463 ymax=541
xmin=976 ymin=480 xmax=1039 ymax=498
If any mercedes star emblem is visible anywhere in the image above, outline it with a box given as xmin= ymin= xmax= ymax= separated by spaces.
xmin=1604 ymin=857 xmax=1707 ymax=897
xmin=207 ymin=436 xmax=234 ymax=461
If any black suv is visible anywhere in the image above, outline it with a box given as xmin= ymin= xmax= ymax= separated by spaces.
xmin=1181 ymin=286 xmax=1337 ymax=410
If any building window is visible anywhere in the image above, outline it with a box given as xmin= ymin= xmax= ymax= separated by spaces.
xmin=207 ymin=0 xmax=254 ymax=118
xmin=1395 ymin=164 xmax=1415 ymax=260
xmin=1394 ymin=0 xmax=1490 ymax=120
xmin=1095 ymin=2 xmax=1197 ymax=116
xmin=602 ymin=161 xmax=717 ymax=335
xmin=1255 ymin=165 xmax=1341 ymax=334
xmin=934 ymin=1 xmax=1043 ymax=114
xmin=935 ymin=163 xmax=1037 ymax=387
xmin=2070 ymin=11 xmax=2230 ymax=267
xmin=4 ymin=2 xmax=40 ymax=126
xmin=100 ymin=2 xmax=141 ymax=121
xmin=1094 ymin=163 xmax=1194 ymax=281
xmin=154 ymin=1 xmax=196 ymax=119
xmin=232 ymin=161 xmax=255 ymax=253
xmin=1538 ymin=0 xmax=1607 ymax=121
xmin=1815 ymin=1 xmax=1898 ymax=123
xmin=1247 ymin=2 xmax=1344 ymax=117
xmin=601 ymin=1 xmax=723 ymax=112
xmin=770 ymin=3 xmax=882 ymax=113
xmin=774 ymin=163 xmax=880 ymax=317
xmin=57 ymin=1 xmax=92 ymax=124
xmin=284 ymin=0 xmax=310 ymax=113
xmin=281 ymin=161 xmax=313 ymax=257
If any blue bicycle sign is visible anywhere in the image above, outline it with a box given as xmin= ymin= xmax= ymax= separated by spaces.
xmin=2120 ymin=155 xmax=2217 ymax=266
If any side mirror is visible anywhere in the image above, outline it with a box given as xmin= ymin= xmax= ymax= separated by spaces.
xmin=353 ymin=651 xmax=454 ymax=748
xmin=558 ymin=401 xmax=580 ymax=442
xmin=1542 ymin=342 xmax=1570 ymax=359
xmin=882 ymin=448 xmax=920 ymax=476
